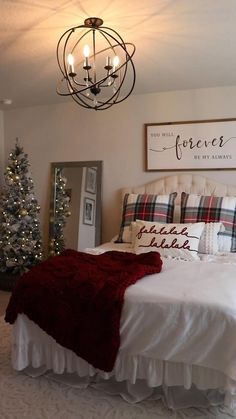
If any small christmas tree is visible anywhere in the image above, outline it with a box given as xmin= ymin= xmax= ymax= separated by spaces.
xmin=49 ymin=168 xmax=71 ymax=255
xmin=0 ymin=139 xmax=43 ymax=274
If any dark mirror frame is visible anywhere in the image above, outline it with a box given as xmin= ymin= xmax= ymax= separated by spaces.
xmin=49 ymin=161 xmax=102 ymax=254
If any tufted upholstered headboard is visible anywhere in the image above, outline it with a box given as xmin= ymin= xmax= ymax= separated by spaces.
xmin=121 ymin=173 xmax=236 ymax=222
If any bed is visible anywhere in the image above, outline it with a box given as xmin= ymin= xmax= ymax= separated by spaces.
xmin=5 ymin=173 xmax=236 ymax=411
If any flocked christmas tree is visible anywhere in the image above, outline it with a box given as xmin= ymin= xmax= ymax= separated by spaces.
xmin=49 ymin=168 xmax=71 ymax=256
xmin=0 ymin=139 xmax=43 ymax=274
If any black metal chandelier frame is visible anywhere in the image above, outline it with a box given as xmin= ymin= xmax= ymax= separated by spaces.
xmin=56 ymin=17 xmax=136 ymax=110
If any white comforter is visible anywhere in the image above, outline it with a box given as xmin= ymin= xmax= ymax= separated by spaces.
xmin=121 ymin=256 xmax=236 ymax=380
xmin=11 ymin=244 xmax=236 ymax=407
xmin=89 ymin=243 xmax=236 ymax=380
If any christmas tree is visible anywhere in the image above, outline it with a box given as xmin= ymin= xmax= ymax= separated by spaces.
xmin=0 ymin=139 xmax=43 ymax=274
xmin=49 ymin=168 xmax=71 ymax=255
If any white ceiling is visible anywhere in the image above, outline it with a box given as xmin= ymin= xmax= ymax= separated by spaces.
xmin=1 ymin=0 xmax=236 ymax=110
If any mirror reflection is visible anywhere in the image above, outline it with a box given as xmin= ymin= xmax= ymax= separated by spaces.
xmin=49 ymin=161 xmax=102 ymax=255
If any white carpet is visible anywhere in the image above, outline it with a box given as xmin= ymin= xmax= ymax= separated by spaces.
xmin=0 ymin=317 xmax=235 ymax=419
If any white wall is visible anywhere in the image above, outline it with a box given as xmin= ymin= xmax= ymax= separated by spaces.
xmin=3 ymin=86 xmax=236 ymax=247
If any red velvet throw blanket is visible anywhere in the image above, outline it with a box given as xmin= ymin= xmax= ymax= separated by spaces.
xmin=5 ymin=249 xmax=162 ymax=372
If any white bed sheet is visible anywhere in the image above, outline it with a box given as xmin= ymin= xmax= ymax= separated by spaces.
xmin=11 ymin=243 xmax=236 ymax=409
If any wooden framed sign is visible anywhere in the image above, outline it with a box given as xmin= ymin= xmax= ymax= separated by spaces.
xmin=145 ymin=118 xmax=236 ymax=171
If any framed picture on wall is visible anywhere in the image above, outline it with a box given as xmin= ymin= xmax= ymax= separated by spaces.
xmin=145 ymin=118 xmax=236 ymax=171
xmin=83 ymin=197 xmax=95 ymax=226
xmin=85 ymin=167 xmax=97 ymax=193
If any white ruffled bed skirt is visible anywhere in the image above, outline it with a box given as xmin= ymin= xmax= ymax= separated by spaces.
xmin=12 ymin=314 xmax=236 ymax=411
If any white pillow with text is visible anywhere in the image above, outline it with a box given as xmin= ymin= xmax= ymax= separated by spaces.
xmin=133 ymin=220 xmax=205 ymax=261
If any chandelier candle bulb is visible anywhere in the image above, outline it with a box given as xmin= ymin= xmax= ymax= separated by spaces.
xmin=83 ymin=45 xmax=91 ymax=69
xmin=112 ymin=56 xmax=119 ymax=78
xmin=113 ymin=55 xmax=119 ymax=69
xmin=83 ymin=45 xmax=90 ymax=57
xmin=67 ymin=54 xmax=75 ymax=75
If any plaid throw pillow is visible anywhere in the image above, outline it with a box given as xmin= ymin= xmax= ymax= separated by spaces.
xmin=180 ymin=192 xmax=236 ymax=252
xmin=117 ymin=192 xmax=177 ymax=243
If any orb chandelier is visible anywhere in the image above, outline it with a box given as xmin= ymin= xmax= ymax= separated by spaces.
xmin=56 ymin=17 xmax=136 ymax=110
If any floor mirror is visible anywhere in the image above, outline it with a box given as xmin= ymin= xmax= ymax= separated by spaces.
xmin=48 ymin=161 xmax=102 ymax=255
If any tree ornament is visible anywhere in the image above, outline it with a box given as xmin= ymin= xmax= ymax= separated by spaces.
xmin=20 ymin=209 xmax=28 ymax=216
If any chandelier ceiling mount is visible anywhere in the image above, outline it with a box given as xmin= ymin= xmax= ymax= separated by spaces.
xmin=84 ymin=17 xmax=103 ymax=28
